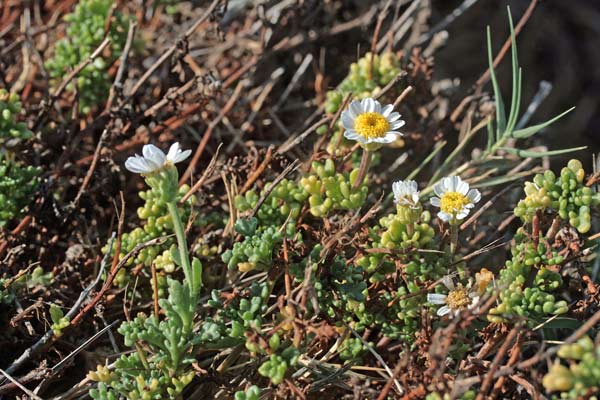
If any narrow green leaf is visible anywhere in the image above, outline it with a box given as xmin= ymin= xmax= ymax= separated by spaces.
xmin=511 ymin=107 xmax=575 ymax=138
xmin=511 ymin=68 xmax=523 ymax=134
xmin=499 ymin=145 xmax=587 ymax=158
xmin=505 ymin=7 xmax=520 ymax=136
xmin=487 ymin=26 xmax=506 ymax=139
xmin=486 ymin=118 xmax=494 ymax=151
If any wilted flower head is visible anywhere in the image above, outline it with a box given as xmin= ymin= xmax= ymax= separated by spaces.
xmin=430 ymin=176 xmax=481 ymax=223
xmin=341 ymin=98 xmax=404 ymax=149
xmin=427 ymin=276 xmax=479 ymax=317
xmin=475 ymin=268 xmax=494 ymax=294
xmin=392 ymin=179 xmax=420 ymax=209
xmin=125 ymin=142 xmax=191 ymax=174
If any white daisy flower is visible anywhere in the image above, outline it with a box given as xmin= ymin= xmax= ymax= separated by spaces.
xmin=430 ymin=176 xmax=481 ymax=222
xmin=125 ymin=142 xmax=191 ymax=174
xmin=427 ymin=276 xmax=480 ymax=317
xmin=341 ymin=98 xmax=404 ymax=148
xmin=392 ymin=179 xmax=420 ymax=209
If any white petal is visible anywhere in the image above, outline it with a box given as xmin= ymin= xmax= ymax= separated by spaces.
xmin=448 ymin=176 xmax=460 ymax=192
xmin=437 ymin=306 xmax=451 ymax=316
xmin=430 ymin=197 xmax=441 ymax=207
xmin=172 ymin=149 xmax=192 ymax=164
xmin=408 ymin=181 xmax=418 ymax=193
xmin=437 ymin=211 xmax=452 ymax=222
xmin=142 ymin=144 xmax=166 ymax=169
xmin=381 ymin=104 xmax=394 ymax=117
xmin=427 ymin=293 xmax=447 ymax=305
xmin=373 ymin=99 xmax=382 ymax=114
xmin=344 ymin=130 xmax=365 ymax=143
xmin=456 ymin=180 xmax=469 ymax=195
xmin=341 ymin=111 xmax=354 ymax=129
xmin=349 ymin=101 xmax=363 ymax=117
xmin=143 ymin=144 xmax=165 ymax=164
xmin=433 ymin=183 xmax=445 ymax=197
xmin=125 ymin=157 xmax=151 ymax=173
xmin=373 ymin=132 xmax=399 ymax=144
xmin=392 ymin=182 xmax=402 ymax=198
xmin=390 ymin=120 xmax=405 ymax=130
xmin=439 ymin=177 xmax=451 ymax=192
xmin=467 ymin=189 xmax=481 ymax=203
xmin=387 ymin=112 xmax=402 ymax=122
xmin=166 ymin=142 xmax=181 ymax=161
xmin=456 ymin=209 xmax=470 ymax=220
xmin=362 ymin=98 xmax=375 ymax=112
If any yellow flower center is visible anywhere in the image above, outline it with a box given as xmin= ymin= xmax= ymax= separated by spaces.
xmin=440 ymin=191 xmax=470 ymax=214
xmin=446 ymin=287 xmax=471 ymax=310
xmin=354 ymin=112 xmax=390 ymax=139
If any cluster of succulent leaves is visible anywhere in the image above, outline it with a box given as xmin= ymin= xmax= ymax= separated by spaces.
xmin=323 ymin=52 xmax=401 ymax=115
xmin=221 ymin=218 xmax=283 ymax=272
xmin=0 ymin=90 xmax=40 ymax=228
xmin=354 ymin=207 xmax=446 ymax=342
xmin=234 ymin=178 xmax=307 ymax=238
xmin=0 ymin=157 xmax=40 ymax=227
xmin=543 ymin=336 xmax=600 ymax=398
xmin=514 ymin=160 xmax=600 ymax=233
xmin=103 ymin=184 xmax=196 ymax=286
xmin=487 ymin=229 xmax=568 ymax=323
xmin=45 ymin=0 xmax=129 ymax=112
xmin=200 ymin=281 xmax=302 ymax=384
xmin=299 ymin=159 xmax=368 ymax=217
xmin=222 ymin=176 xmax=314 ymax=272
xmin=199 ymin=281 xmax=270 ymax=350
xmin=487 ymin=159 xmax=600 ymax=324
xmin=0 ymin=90 xmax=33 ymax=146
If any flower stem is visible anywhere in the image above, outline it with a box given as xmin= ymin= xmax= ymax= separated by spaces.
xmin=449 ymin=223 xmax=458 ymax=256
xmin=167 ymin=201 xmax=195 ymax=297
xmin=353 ymin=149 xmax=371 ymax=189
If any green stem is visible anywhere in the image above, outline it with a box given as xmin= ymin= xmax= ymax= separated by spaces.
xmin=167 ymin=202 xmax=194 ymax=297
xmin=450 ymin=223 xmax=458 ymax=256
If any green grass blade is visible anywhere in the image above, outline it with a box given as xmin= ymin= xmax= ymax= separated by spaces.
xmin=487 ymin=26 xmax=506 ymax=140
xmin=499 ymin=145 xmax=587 ymax=158
xmin=511 ymin=107 xmax=575 ymax=138
xmin=486 ymin=117 xmax=494 ymax=151
xmin=505 ymin=7 xmax=520 ymax=136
